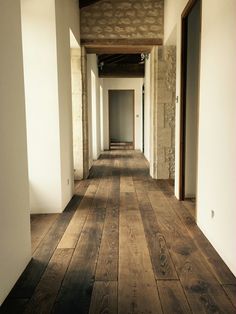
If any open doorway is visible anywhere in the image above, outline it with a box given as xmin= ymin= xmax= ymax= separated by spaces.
xmin=179 ymin=0 xmax=201 ymax=212
xmin=109 ymin=90 xmax=135 ymax=150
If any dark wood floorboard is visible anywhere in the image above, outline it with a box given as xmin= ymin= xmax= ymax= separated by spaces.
xmin=1 ymin=150 xmax=236 ymax=314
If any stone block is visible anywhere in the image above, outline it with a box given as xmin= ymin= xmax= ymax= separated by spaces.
xmin=114 ymin=10 xmax=124 ymax=18
xmin=157 ymin=147 xmax=165 ymax=163
xmin=157 ymin=128 xmax=171 ymax=148
xmin=157 ymin=80 xmax=173 ymax=103
xmin=137 ymin=10 xmax=146 ymax=17
xmin=157 ymin=162 xmax=169 ymax=179
xmin=147 ymin=9 xmax=159 ymax=17
xmin=164 ymin=103 xmax=175 ymax=128
xmin=157 ymin=103 xmax=165 ymax=128
xmin=144 ymin=17 xmax=156 ymax=24
xmin=104 ymin=26 xmax=113 ymax=33
xmin=92 ymin=26 xmax=103 ymax=34
xmin=133 ymin=3 xmax=142 ymax=10
xmin=104 ymin=10 xmax=113 ymax=17
xmin=146 ymin=32 xmax=156 ymax=38
xmin=125 ymin=26 xmax=136 ymax=33
xmin=114 ymin=26 xmax=125 ymax=33
xmin=150 ymin=25 xmax=162 ymax=32
xmin=98 ymin=19 xmax=107 ymax=25
xmin=138 ymin=25 xmax=149 ymax=32
xmin=101 ymin=2 xmax=113 ymax=10
xmin=116 ymin=2 xmax=132 ymax=10
xmin=132 ymin=18 xmax=142 ymax=25
xmin=143 ymin=2 xmax=153 ymax=9
xmin=126 ymin=10 xmax=136 ymax=17
xmin=118 ymin=18 xmax=131 ymax=25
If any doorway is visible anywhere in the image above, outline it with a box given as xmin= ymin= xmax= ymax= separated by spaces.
xmin=180 ymin=0 xmax=201 ymax=205
xmin=109 ymin=90 xmax=135 ymax=150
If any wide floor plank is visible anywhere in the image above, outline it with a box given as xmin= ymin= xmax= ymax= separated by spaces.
xmin=158 ymin=280 xmax=191 ymax=314
xmin=24 ymin=249 xmax=73 ymax=314
xmin=119 ymin=210 xmax=162 ymax=314
xmin=89 ymin=281 xmax=117 ymax=314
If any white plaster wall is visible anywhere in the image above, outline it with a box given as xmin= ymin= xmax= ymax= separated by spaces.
xmin=185 ymin=1 xmax=200 ymax=197
xmin=165 ymin=0 xmax=236 ymax=276
xmin=103 ymin=78 xmax=143 ymax=150
xmin=164 ymin=0 xmax=188 ymax=199
xmin=0 ymin=0 xmax=31 ymax=304
xmin=55 ymin=0 xmax=81 ymax=208
xmin=21 ymin=0 xmax=81 ymax=213
xmin=100 ymin=80 xmax=104 ymax=152
xmin=21 ymin=0 xmax=62 ymax=213
xmin=164 ymin=0 xmax=188 ymax=45
xmin=87 ymin=54 xmax=101 ymax=167
xmin=197 ymin=0 xmax=236 ymax=276
xmin=144 ymin=57 xmax=151 ymax=162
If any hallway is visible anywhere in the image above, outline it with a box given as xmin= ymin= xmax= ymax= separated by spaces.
xmin=1 ymin=151 xmax=235 ymax=313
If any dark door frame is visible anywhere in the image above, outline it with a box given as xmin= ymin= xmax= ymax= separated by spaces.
xmin=179 ymin=0 xmax=202 ymax=200
xmin=108 ymin=89 xmax=135 ymax=150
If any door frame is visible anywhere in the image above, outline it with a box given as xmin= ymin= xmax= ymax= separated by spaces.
xmin=108 ymin=89 xmax=135 ymax=150
xmin=179 ymin=0 xmax=202 ymax=200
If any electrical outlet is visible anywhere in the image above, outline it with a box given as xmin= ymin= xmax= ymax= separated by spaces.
xmin=67 ymin=179 xmax=70 ymax=185
xmin=211 ymin=210 xmax=215 ymax=219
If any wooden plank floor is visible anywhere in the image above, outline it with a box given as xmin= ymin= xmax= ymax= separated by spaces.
xmin=1 ymin=150 xmax=236 ymax=314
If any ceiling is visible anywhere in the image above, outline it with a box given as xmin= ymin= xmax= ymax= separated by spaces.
xmin=97 ymin=54 xmax=146 ymax=78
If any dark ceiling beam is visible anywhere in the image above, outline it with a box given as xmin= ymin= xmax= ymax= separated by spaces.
xmin=100 ymin=55 xmax=129 ymax=64
xmin=79 ymin=0 xmax=102 ymax=9
xmin=99 ymin=64 xmax=144 ymax=78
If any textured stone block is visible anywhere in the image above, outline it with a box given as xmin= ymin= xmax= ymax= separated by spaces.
xmin=133 ymin=3 xmax=142 ymax=10
xmin=157 ymin=148 xmax=165 ymax=163
xmin=118 ymin=18 xmax=131 ymax=25
xmin=164 ymin=103 xmax=175 ymax=128
xmin=144 ymin=17 xmax=156 ymax=24
xmin=104 ymin=10 xmax=113 ymax=17
xmin=157 ymin=103 xmax=165 ymax=129
xmin=101 ymin=2 xmax=113 ymax=10
xmin=143 ymin=2 xmax=153 ymax=9
xmin=157 ymin=162 xmax=169 ymax=179
xmin=157 ymin=128 xmax=171 ymax=148
xmin=157 ymin=80 xmax=173 ymax=103
xmin=116 ymin=2 xmax=132 ymax=10
xmin=126 ymin=10 xmax=136 ymax=17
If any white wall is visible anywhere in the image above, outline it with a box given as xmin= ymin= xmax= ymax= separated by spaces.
xmin=165 ymin=0 xmax=236 ymax=276
xmin=55 ymin=0 xmax=81 ymax=208
xmin=87 ymin=54 xmax=101 ymax=166
xmin=109 ymin=90 xmax=134 ymax=142
xmin=197 ymin=0 xmax=236 ymax=276
xmin=185 ymin=1 xmax=200 ymax=197
xmin=102 ymin=78 xmax=143 ymax=150
xmin=144 ymin=57 xmax=151 ymax=162
xmin=164 ymin=0 xmax=188 ymax=199
xmin=21 ymin=0 xmax=80 ymax=213
xmin=21 ymin=0 xmax=62 ymax=213
xmin=0 ymin=0 xmax=31 ymax=304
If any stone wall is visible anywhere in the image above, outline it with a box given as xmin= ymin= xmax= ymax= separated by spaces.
xmin=156 ymin=46 xmax=176 ymax=179
xmin=80 ymin=0 xmax=164 ymax=41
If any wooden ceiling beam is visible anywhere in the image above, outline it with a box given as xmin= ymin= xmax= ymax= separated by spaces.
xmin=82 ymin=38 xmax=162 ymax=54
